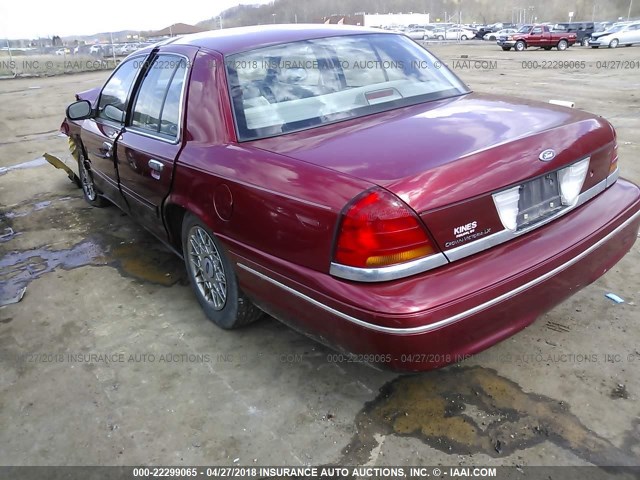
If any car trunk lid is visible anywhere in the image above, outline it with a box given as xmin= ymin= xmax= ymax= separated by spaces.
xmin=249 ymin=93 xmax=616 ymax=253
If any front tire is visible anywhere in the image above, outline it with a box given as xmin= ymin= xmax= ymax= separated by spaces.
xmin=582 ymin=37 xmax=590 ymax=46
xmin=501 ymin=46 xmax=511 ymax=51
xmin=557 ymin=39 xmax=568 ymax=51
xmin=437 ymin=35 xmax=444 ymax=40
xmin=609 ymin=39 xmax=619 ymax=48
xmin=515 ymin=40 xmax=526 ymax=51
xmin=77 ymin=150 xmax=109 ymax=207
xmin=182 ymin=214 xmax=263 ymax=329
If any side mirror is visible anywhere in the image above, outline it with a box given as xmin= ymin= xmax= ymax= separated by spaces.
xmin=66 ymin=100 xmax=92 ymax=120
xmin=103 ymin=104 xmax=125 ymax=123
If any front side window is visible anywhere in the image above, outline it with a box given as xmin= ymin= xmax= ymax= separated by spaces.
xmin=226 ymin=33 xmax=469 ymax=141
xmin=131 ymin=55 xmax=188 ymax=140
xmin=98 ymin=58 xmax=141 ymax=123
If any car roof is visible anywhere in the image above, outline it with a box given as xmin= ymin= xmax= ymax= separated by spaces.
xmin=170 ymin=24 xmax=392 ymax=55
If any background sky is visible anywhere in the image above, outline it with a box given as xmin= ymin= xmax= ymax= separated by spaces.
xmin=0 ymin=0 xmax=269 ymax=39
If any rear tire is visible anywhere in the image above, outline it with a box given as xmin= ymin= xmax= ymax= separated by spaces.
xmin=460 ymin=35 xmax=468 ymax=40
xmin=501 ymin=46 xmax=511 ymax=51
xmin=437 ymin=35 xmax=444 ymax=40
xmin=557 ymin=39 xmax=568 ymax=51
xmin=582 ymin=37 xmax=590 ymax=46
xmin=515 ymin=40 xmax=526 ymax=51
xmin=591 ymin=46 xmax=599 ymax=48
xmin=181 ymin=214 xmax=264 ymax=329
xmin=543 ymin=46 xmax=552 ymax=50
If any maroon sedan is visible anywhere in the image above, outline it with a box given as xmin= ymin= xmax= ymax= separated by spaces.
xmin=62 ymin=25 xmax=640 ymax=371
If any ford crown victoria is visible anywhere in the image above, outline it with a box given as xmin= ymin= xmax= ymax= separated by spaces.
xmin=62 ymin=25 xmax=640 ymax=371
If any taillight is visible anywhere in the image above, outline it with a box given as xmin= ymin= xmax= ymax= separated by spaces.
xmin=333 ymin=188 xmax=438 ymax=269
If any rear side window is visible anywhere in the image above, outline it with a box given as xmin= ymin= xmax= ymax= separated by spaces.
xmin=131 ymin=55 xmax=188 ymax=140
xmin=98 ymin=58 xmax=141 ymax=123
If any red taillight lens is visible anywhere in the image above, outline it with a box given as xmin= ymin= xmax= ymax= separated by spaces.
xmin=334 ymin=188 xmax=437 ymax=269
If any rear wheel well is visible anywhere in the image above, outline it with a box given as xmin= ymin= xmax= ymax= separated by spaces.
xmin=164 ymin=203 xmax=187 ymax=253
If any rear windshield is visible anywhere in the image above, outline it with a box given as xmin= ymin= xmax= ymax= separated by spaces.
xmin=225 ymin=33 xmax=469 ymax=141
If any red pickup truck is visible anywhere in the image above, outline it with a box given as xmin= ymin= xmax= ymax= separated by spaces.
xmin=497 ymin=24 xmax=577 ymax=51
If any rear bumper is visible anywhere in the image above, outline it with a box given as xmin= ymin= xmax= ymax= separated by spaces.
xmin=236 ymin=179 xmax=640 ymax=371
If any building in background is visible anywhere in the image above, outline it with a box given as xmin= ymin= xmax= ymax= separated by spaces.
xmin=320 ymin=13 xmax=430 ymax=28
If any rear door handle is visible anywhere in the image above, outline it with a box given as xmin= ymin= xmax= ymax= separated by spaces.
xmin=148 ymin=159 xmax=164 ymax=172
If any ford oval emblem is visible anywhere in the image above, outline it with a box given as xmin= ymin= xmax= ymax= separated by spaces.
xmin=539 ymin=149 xmax=556 ymax=162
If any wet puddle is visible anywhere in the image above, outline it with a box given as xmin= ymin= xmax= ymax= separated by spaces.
xmin=342 ymin=366 xmax=639 ymax=466
xmin=0 ymin=157 xmax=48 ymax=175
xmin=0 ymin=194 xmax=186 ymax=306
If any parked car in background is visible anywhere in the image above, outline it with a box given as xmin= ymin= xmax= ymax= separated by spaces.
xmin=475 ymin=26 xmax=491 ymax=39
xmin=589 ymin=21 xmax=640 ymax=48
xmin=55 ymin=48 xmax=71 ymax=56
xmin=461 ymin=24 xmax=480 ymax=34
xmin=406 ymin=28 xmax=430 ymax=40
xmin=475 ymin=23 xmax=514 ymax=39
xmin=73 ymin=45 xmax=92 ymax=55
xmin=552 ymin=22 xmax=595 ymax=46
xmin=498 ymin=24 xmax=577 ymax=51
xmin=484 ymin=28 xmax=517 ymax=41
xmin=434 ymin=27 xmax=475 ymax=40
xmin=595 ymin=21 xmax=613 ymax=32
xmin=490 ymin=22 xmax=516 ymax=31
xmin=61 ymin=25 xmax=640 ymax=372
xmin=114 ymin=44 xmax=137 ymax=56
xmin=89 ymin=45 xmax=103 ymax=55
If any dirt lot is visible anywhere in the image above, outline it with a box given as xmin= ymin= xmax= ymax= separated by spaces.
xmin=1 ymin=42 xmax=639 ymax=470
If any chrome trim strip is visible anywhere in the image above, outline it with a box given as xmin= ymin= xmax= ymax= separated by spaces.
xmin=238 ymin=208 xmax=640 ymax=335
xmin=329 ymin=253 xmax=448 ymax=282
xmin=445 ymin=171 xmax=616 ymax=262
